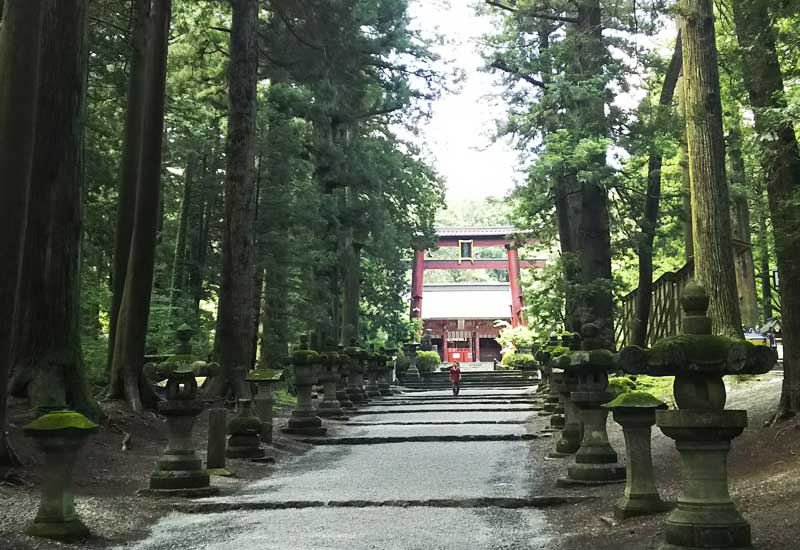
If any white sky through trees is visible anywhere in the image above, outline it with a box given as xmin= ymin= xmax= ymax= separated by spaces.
xmin=408 ymin=0 xmax=519 ymax=202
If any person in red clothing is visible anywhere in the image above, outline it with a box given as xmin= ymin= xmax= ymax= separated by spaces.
xmin=449 ymin=361 xmax=462 ymax=396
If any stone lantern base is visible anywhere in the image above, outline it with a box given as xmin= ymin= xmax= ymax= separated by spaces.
xmin=365 ymin=375 xmax=382 ymax=399
xmin=283 ymin=415 xmax=327 ymax=436
xmin=558 ymin=391 xmax=625 ymax=486
xmin=657 ymin=409 xmax=752 ymax=550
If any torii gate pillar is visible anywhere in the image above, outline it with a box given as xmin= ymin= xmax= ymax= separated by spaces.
xmin=410 ymin=249 xmax=424 ymax=319
xmin=506 ymin=245 xmax=525 ymax=327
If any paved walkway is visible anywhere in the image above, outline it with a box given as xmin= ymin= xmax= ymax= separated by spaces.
xmin=120 ymin=387 xmax=557 ymax=550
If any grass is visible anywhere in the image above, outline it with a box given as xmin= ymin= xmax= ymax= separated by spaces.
xmin=274 ymin=388 xmax=297 ymax=408
xmin=629 ymin=375 xmax=675 ymax=404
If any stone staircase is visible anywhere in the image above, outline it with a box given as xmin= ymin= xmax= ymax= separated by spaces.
xmin=397 ymin=369 xmax=538 ymax=391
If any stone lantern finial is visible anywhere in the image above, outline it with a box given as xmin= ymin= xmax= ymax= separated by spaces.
xmin=681 ymin=282 xmax=712 ymax=335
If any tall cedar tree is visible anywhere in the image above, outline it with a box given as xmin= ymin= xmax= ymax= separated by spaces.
xmin=0 ymin=0 xmax=43 ymax=467
xmin=10 ymin=0 xmax=94 ymax=417
xmin=732 ymin=0 xmax=800 ymax=420
xmin=679 ymin=0 xmax=742 ymax=336
xmin=215 ymin=0 xmax=259 ymax=395
xmin=632 ymin=37 xmax=683 ymax=347
xmin=108 ymin=0 xmax=172 ymax=411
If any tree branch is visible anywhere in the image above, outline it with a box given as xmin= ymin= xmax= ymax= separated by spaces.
xmin=490 ymin=60 xmax=546 ymax=88
xmin=485 ymin=1 xmax=579 ymax=23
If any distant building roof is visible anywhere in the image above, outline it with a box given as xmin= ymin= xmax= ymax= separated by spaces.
xmin=422 ymin=283 xmax=512 ymax=320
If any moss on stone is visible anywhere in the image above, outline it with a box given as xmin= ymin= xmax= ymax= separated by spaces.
xmin=25 ymin=410 xmax=98 ymax=432
xmin=291 ymin=350 xmax=319 ymax=365
xmin=603 ymin=391 xmax=667 ymax=409
xmin=164 ymin=354 xmax=196 ymax=364
xmin=247 ymin=369 xmax=284 ymax=381
xmin=608 ymin=376 xmax=638 ymax=396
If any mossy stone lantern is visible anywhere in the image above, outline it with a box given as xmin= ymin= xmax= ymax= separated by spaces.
xmin=618 ymin=283 xmax=775 ymax=549
xmin=534 ymin=333 xmax=560 ymax=392
xmin=283 ymin=338 xmax=327 ymax=436
xmin=246 ymin=368 xmax=283 ymax=444
xmin=380 ymin=345 xmax=397 ymax=396
xmin=556 ymin=323 xmax=626 ymax=487
xmin=365 ymin=346 xmax=383 ymax=399
xmin=24 ymin=411 xmax=98 ymax=541
xmin=175 ymin=323 xmax=194 ymax=355
xmin=335 ymin=347 xmax=355 ymax=410
xmin=317 ymin=349 xmax=345 ymax=418
xmin=603 ymin=391 xmax=670 ymax=520
xmin=402 ymin=341 xmax=421 ymax=381
xmin=343 ymin=342 xmax=369 ymax=405
xmin=227 ymin=398 xmax=265 ymax=458
xmin=149 ymin=363 xmax=219 ymax=496
xmin=549 ymin=367 xmax=583 ymax=458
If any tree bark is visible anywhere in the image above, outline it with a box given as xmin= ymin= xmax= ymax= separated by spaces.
xmin=216 ymin=0 xmax=259 ymax=397
xmin=676 ymin=76 xmax=694 ymax=262
xmin=679 ymin=0 xmax=742 ymax=337
xmin=727 ymin=127 xmax=759 ymax=329
xmin=9 ymin=0 xmax=94 ymax=418
xmin=0 ymin=0 xmax=44 ymax=467
xmin=756 ymin=195 xmax=773 ymax=321
xmin=732 ymin=0 xmax=800 ymax=420
xmin=108 ymin=0 xmax=172 ymax=411
xmin=632 ymin=36 xmax=682 ymax=348
xmin=107 ymin=0 xmax=150 ymax=376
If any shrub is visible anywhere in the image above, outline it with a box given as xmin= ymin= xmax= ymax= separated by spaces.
xmin=500 ymin=352 xmax=536 ymax=370
xmin=416 ymin=351 xmax=441 ymax=373
xmin=395 ymin=350 xmax=410 ymax=374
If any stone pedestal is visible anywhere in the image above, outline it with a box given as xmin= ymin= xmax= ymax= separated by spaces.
xmin=317 ymin=351 xmax=344 ymax=418
xmin=227 ymin=399 xmax=266 ymax=458
xmin=284 ymin=351 xmax=327 ymax=436
xmin=605 ymin=394 xmax=670 ymax=520
xmin=206 ymin=408 xmax=230 ymax=475
xmin=403 ymin=342 xmax=421 ymax=381
xmin=657 ymin=410 xmax=751 ymax=549
xmin=344 ymin=345 xmax=369 ymax=405
xmin=247 ymin=370 xmax=282 ymax=444
xmin=558 ymin=390 xmax=625 ymax=486
xmin=150 ymin=370 xmax=218 ymax=495
xmin=550 ymin=371 xmax=583 ymax=458
xmin=24 ymin=412 xmax=97 ymax=541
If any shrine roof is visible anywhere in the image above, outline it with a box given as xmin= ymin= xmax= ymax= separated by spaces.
xmin=435 ymin=226 xmax=521 ymax=238
xmin=422 ymin=283 xmax=512 ymax=320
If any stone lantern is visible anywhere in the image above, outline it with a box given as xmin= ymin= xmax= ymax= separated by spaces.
xmin=317 ymin=348 xmax=344 ymax=418
xmin=603 ymin=391 xmax=670 ymax=520
xmin=617 ymin=283 xmax=775 ymax=549
xmin=283 ymin=337 xmax=327 ymax=436
xmin=24 ymin=410 xmax=98 ymax=541
xmin=149 ymin=363 xmax=218 ymax=496
xmin=335 ymin=346 xmax=355 ymax=410
xmin=534 ymin=332 xmax=565 ymax=394
xmin=246 ymin=368 xmax=283 ymax=444
xmin=549 ymin=367 xmax=583 ymax=458
xmin=227 ymin=398 xmax=265 ymax=458
xmin=343 ymin=341 xmax=369 ymax=405
xmin=380 ymin=345 xmax=398 ymax=396
xmin=402 ymin=341 xmax=421 ymax=381
xmin=175 ymin=323 xmax=194 ymax=355
xmin=555 ymin=323 xmax=626 ymax=486
xmin=365 ymin=346 xmax=383 ymax=399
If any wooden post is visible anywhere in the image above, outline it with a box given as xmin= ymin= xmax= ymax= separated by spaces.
xmin=506 ymin=245 xmax=524 ymax=326
xmin=206 ymin=408 xmax=228 ymax=473
xmin=410 ymin=249 xmax=425 ymax=319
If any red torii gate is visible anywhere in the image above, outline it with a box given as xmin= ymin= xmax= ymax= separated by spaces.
xmin=410 ymin=227 xmax=545 ymax=327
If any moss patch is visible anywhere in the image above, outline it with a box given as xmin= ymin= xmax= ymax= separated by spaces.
xmin=247 ymin=369 xmax=284 ymax=381
xmin=25 ymin=410 xmax=98 ymax=431
xmin=608 ymin=376 xmax=638 ymax=396
xmin=603 ymin=391 xmax=666 ymax=409
xmin=633 ymin=375 xmax=675 ymax=402
xmin=291 ymin=350 xmax=320 ymax=365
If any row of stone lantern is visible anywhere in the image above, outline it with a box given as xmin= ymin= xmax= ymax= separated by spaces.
xmin=536 ymin=283 xmax=776 ymax=549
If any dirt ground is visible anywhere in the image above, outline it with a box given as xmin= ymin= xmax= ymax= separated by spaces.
xmin=540 ymin=372 xmax=800 ymax=550
xmin=0 ymin=396 xmax=324 ymax=550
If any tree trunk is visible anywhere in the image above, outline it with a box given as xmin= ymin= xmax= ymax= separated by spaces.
xmin=169 ymin=155 xmax=194 ymax=318
xmin=732 ymin=0 xmax=800 ymax=420
xmin=727 ymin=127 xmax=759 ymax=329
xmin=679 ymin=0 xmax=742 ymax=337
xmin=341 ymin=234 xmax=362 ymax=345
xmin=9 ymin=0 xmax=94 ymax=418
xmin=216 ymin=0 xmax=259 ymax=397
xmin=108 ymin=0 xmax=172 ymax=411
xmin=572 ymin=1 xmax=614 ymax=346
xmin=676 ymin=76 xmax=694 ymax=263
xmin=0 ymin=0 xmax=44 ymax=467
xmin=632 ymin=36 xmax=682 ymax=348
xmin=756 ymin=195 xmax=773 ymax=321
xmin=107 ymin=0 xmax=150 ymax=376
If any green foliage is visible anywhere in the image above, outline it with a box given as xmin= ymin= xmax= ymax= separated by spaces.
xmin=631 ymin=376 xmax=675 ymax=403
xmin=496 ymin=324 xmax=535 ymax=351
xmin=500 ymin=352 xmax=536 ymax=370
xmin=416 ymin=351 xmax=441 ymax=373
xmin=607 ymin=376 xmax=638 ymax=396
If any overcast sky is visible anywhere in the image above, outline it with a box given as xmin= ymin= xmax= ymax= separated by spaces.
xmin=407 ymin=0 xmax=519 ymax=202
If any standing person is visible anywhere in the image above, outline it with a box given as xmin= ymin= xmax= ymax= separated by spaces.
xmin=449 ymin=361 xmax=462 ymax=396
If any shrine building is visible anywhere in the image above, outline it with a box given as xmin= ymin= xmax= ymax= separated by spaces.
xmin=411 ymin=227 xmax=546 ymax=364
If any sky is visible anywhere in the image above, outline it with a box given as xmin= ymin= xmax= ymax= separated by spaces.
xmin=407 ymin=0 xmax=519 ymax=202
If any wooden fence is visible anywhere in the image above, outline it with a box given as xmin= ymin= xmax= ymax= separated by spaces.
xmin=616 ymin=262 xmax=693 ymax=349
